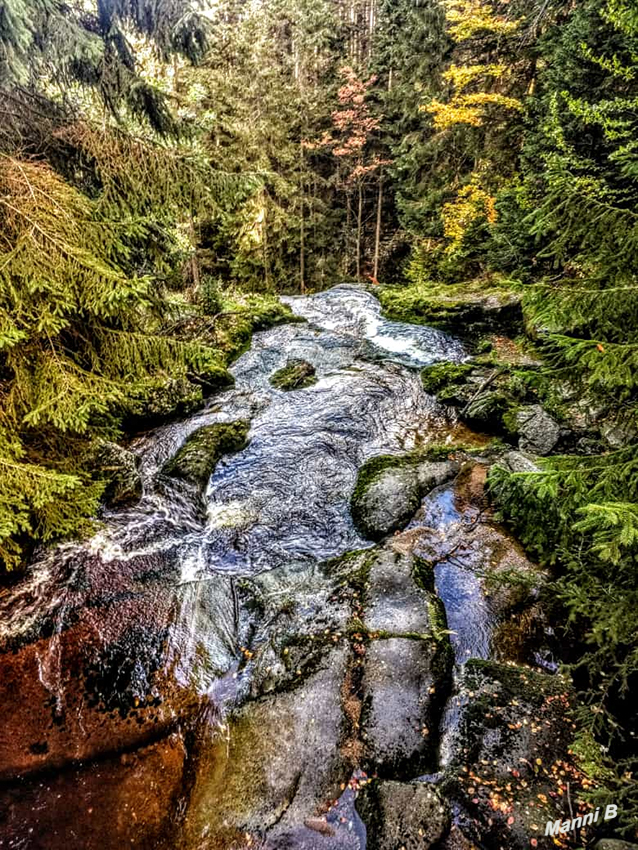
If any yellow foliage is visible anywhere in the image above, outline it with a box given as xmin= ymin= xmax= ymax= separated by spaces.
xmin=445 ymin=0 xmax=519 ymax=41
xmin=442 ymin=181 xmax=497 ymax=251
xmin=443 ymin=63 xmax=508 ymax=91
xmin=426 ymin=92 xmax=523 ymax=129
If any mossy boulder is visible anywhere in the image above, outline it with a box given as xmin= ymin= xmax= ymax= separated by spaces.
xmin=124 ymin=376 xmax=208 ymax=430
xmin=93 ymin=441 xmax=142 ymax=507
xmin=379 ymin=280 xmax=523 ymax=341
xmin=165 ymin=293 xmax=305 ymax=366
xmin=162 ymin=420 xmax=250 ymax=487
xmin=351 ymin=453 xmax=459 ymax=541
xmin=270 ymin=358 xmax=317 ymax=391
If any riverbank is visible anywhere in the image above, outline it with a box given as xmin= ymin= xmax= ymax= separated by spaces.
xmin=379 ymin=277 xmax=636 ymax=846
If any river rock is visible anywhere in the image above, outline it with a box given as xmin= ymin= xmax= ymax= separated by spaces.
xmin=363 ymin=549 xmax=433 ymax=635
xmin=93 ymin=440 xmax=142 ymax=507
xmin=161 ymin=419 xmax=250 ymax=487
xmin=270 ymin=358 xmax=317 ymax=390
xmin=515 ymin=405 xmax=560 ymax=455
xmin=356 ymin=779 xmax=450 ymax=850
xmin=501 ymin=449 xmax=542 ymax=473
xmin=360 ymin=550 xmax=453 ymax=776
xmin=362 ymin=636 xmax=447 ymax=777
xmin=182 ymin=647 xmax=351 ymax=845
xmin=381 ymin=281 xmax=522 ymax=340
xmin=241 ymin=558 xmax=354 ymax=698
xmin=352 ymin=456 xmax=459 ymax=540
xmin=441 ymin=659 xmax=589 ymax=850
xmin=601 ymin=418 xmax=637 ymax=449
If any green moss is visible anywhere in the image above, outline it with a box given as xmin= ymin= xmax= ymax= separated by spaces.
xmin=378 ymin=279 xmax=522 ymax=339
xmin=124 ymin=375 xmax=208 ymax=429
xmin=270 ymin=359 xmax=317 ymax=391
xmin=325 ymin=548 xmax=377 ymax=596
xmin=571 ymin=728 xmax=615 ymax=784
xmin=465 ymin=391 xmax=515 ymax=429
xmin=501 ymin=403 xmax=522 ymax=436
xmin=421 ymin=362 xmax=474 ymax=393
xmin=162 ymin=420 xmax=250 ymax=486
xmin=352 ymin=453 xmax=418 ymax=502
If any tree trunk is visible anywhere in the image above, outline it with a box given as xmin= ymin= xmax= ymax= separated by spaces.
xmin=373 ymin=174 xmax=383 ymax=282
xmin=356 ymin=179 xmax=363 ymax=281
xmin=345 ymin=188 xmax=352 ymax=276
xmin=188 ymin=214 xmax=200 ymax=295
xmin=299 ymin=192 xmax=306 ymax=295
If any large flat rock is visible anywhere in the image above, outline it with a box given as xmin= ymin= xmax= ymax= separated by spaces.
xmin=182 ymin=647 xmax=351 ymax=846
xmin=362 ymin=637 xmax=446 ymax=777
xmin=360 ymin=549 xmax=453 ymax=777
xmin=0 ymin=549 xmax=238 ymax=780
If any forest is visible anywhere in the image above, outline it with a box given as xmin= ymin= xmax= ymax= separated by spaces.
xmin=0 ymin=0 xmax=637 ymax=847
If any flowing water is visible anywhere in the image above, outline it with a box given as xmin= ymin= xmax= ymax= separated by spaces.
xmin=0 ymin=285 xmax=535 ymax=850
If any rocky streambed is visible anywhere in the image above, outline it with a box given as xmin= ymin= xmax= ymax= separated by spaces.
xmin=0 ymin=286 xmax=595 ymax=850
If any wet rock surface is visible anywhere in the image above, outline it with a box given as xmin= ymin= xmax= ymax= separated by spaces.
xmin=360 ymin=550 xmax=452 ymax=775
xmin=183 ymin=647 xmax=351 ymax=846
xmin=0 ymin=548 xmax=237 ymax=781
xmin=362 ymin=636 xmax=445 ymax=776
xmin=351 ymin=456 xmax=459 ymax=540
xmin=356 ymin=780 xmax=450 ymax=849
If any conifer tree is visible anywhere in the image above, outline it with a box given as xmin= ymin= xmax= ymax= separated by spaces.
xmin=0 ymin=2 xmax=231 ymax=569
xmin=489 ymin=0 xmax=638 ymax=820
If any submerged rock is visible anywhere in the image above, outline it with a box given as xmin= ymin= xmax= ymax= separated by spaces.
xmin=270 ymin=358 xmax=317 ymax=390
xmin=161 ymin=419 xmax=250 ymax=487
xmin=0 ymin=734 xmax=186 ymax=850
xmin=0 ymin=548 xmax=238 ymax=782
xmin=351 ymin=455 xmax=459 ymax=541
xmin=356 ymin=779 xmax=450 ymax=850
xmin=516 ymin=404 xmax=560 ymax=455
